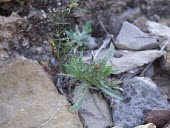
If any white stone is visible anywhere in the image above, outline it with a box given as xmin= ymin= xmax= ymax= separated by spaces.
xmin=134 ymin=123 xmax=156 ymax=128
xmin=146 ymin=21 xmax=170 ymax=39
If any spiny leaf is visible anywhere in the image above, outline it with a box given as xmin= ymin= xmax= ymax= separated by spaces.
xmin=65 ymin=30 xmax=70 ymax=37
xmin=83 ymin=21 xmax=92 ymax=34
xmin=65 ymin=21 xmax=92 ymax=48
xmin=98 ymin=81 xmax=123 ymax=100
xmin=111 ymin=69 xmax=120 ymax=74
xmin=102 ymin=43 xmax=114 ymax=64
xmin=73 ymin=82 xmax=86 ymax=93
xmin=100 ymin=66 xmax=113 ymax=77
xmin=102 ymin=80 xmax=122 ymax=86
xmin=70 ymin=85 xmax=89 ymax=112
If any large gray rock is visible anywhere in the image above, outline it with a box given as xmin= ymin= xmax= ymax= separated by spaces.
xmin=74 ymin=92 xmax=112 ymax=128
xmin=115 ymin=21 xmax=158 ymax=50
xmin=112 ymin=77 xmax=170 ymax=128
xmin=0 ymin=58 xmax=83 ymax=128
xmin=83 ymin=49 xmax=166 ymax=74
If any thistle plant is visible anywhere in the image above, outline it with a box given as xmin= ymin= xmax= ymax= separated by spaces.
xmin=48 ymin=0 xmax=122 ymax=113
xmin=64 ymin=44 xmax=123 ymax=112
xmin=65 ymin=21 xmax=92 ymax=50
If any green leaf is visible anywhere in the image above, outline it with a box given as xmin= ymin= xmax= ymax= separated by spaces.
xmin=73 ymin=83 xmax=86 ymax=93
xmin=83 ymin=21 xmax=92 ymax=34
xmin=65 ymin=31 xmax=70 ymax=38
xmin=75 ymin=25 xmax=80 ymax=33
xmin=66 ymin=21 xmax=92 ymax=48
xmin=101 ymin=66 xmax=113 ymax=77
xmin=98 ymin=81 xmax=123 ymax=100
xmin=102 ymin=44 xmax=114 ymax=64
xmin=111 ymin=69 xmax=120 ymax=74
xmin=70 ymin=86 xmax=89 ymax=112
xmin=102 ymin=80 xmax=122 ymax=86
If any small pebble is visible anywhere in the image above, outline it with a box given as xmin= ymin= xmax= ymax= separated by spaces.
xmin=113 ymin=52 xmax=123 ymax=58
xmin=145 ymin=110 xmax=170 ymax=128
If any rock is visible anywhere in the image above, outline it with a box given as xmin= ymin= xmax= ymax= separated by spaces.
xmin=0 ymin=11 xmax=53 ymax=74
xmin=119 ymin=8 xmax=141 ymax=22
xmin=109 ymin=7 xmax=141 ymax=36
xmin=73 ymin=92 xmax=112 ymax=128
xmin=36 ymin=47 xmax=44 ymax=54
xmin=112 ymin=126 xmax=123 ymax=128
xmin=0 ymin=13 xmax=23 ymax=66
xmin=21 ymin=38 xmax=29 ymax=47
xmin=145 ymin=110 xmax=170 ymax=128
xmin=0 ymin=58 xmax=83 ymax=128
xmin=146 ymin=21 xmax=170 ymax=39
xmin=115 ymin=21 xmax=158 ymax=50
xmin=134 ymin=123 xmax=156 ymax=128
xmin=133 ymin=16 xmax=148 ymax=32
xmin=86 ymin=37 xmax=98 ymax=50
xmin=83 ymin=49 xmax=166 ymax=74
xmin=144 ymin=64 xmax=155 ymax=78
xmin=113 ymin=51 xmax=123 ymax=58
xmin=163 ymin=122 xmax=170 ymax=128
xmin=28 ymin=10 xmax=47 ymax=20
xmin=112 ymin=77 xmax=170 ymax=128
xmin=0 ymin=49 xmax=9 ymax=60
xmin=73 ymin=1 xmax=141 ymax=37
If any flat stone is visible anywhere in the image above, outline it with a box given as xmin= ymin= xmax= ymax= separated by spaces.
xmin=73 ymin=92 xmax=112 ymax=128
xmin=0 ymin=57 xmax=83 ymax=128
xmin=115 ymin=21 xmax=158 ymax=50
xmin=83 ymin=49 xmax=166 ymax=74
xmin=146 ymin=21 xmax=170 ymax=39
xmin=112 ymin=77 xmax=170 ymax=128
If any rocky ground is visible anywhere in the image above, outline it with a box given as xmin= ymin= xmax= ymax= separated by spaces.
xmin=1 ymin=0 xmax=170 ymax=128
